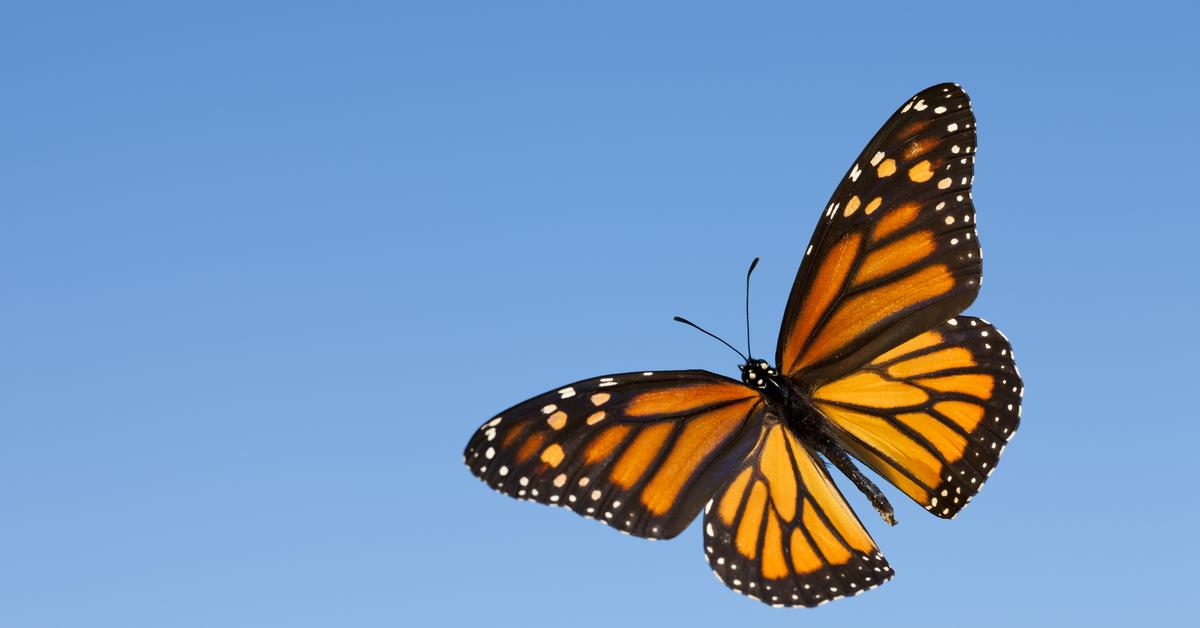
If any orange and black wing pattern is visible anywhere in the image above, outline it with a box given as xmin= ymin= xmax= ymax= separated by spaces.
xmin=810 ymin=316 xmax=1022 ymax=518
xmin=464 ymin=371 xmax=763 ymax=539
xmin=777 ymin=83 xmax=982 ymax=384
xmin=704 ymin=421 xmax=892 ymax=607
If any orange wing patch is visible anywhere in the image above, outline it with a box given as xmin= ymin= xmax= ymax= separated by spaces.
xmin=640 ymin=401 xmax=754 ymax=514
xmin=625 ymin=382 xmax=755 ymax=416
xmin=907 ymin=159 xmax=936 ymax=181
xmin=793 ymin=264 xmax=957 ymax=372
xmin=780 ymin=232 xmax=862 ymax=367
xmin=852 ymin=231 xmax=939 ymax=287
xmin=464 ymin=370 xmax=762 ymax=540
xmin=610 ymin=422 xmax=674 ymax=488
xmin=704 ymin=422 xmax=891 ymax=607
xmin=871 ymin=202 xmax=922 ymax=242
xmin=811 ymin=316 xmax=1023 ymax=518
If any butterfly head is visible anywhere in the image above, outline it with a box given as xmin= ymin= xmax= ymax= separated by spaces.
xmin=739 ymin=359 xmax=776 ymax=390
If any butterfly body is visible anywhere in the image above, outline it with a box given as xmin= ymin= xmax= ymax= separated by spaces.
xmin=739 ymin=360 xmax=815 ymax=428
xmin=464 ymin=83 xmax=1021 ymax=607
xmin=739 ymin=360 xmax=833 ymax=473
xmin=742 ymin=357 xmax=898 ymax=526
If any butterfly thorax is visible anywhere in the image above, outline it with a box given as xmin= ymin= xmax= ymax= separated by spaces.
xmin=740 ymin=359 xmax=828 ymax=443
xmin=738 ymin=359 xmax=776 ymax=390
xmin=739 ymin=358 xmax=898 ymax=525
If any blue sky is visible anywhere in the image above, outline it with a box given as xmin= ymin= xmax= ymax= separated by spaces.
xmin=4 ymin=1 xmax=1198 ymax=626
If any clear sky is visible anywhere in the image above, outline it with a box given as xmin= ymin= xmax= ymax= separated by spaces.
xmin=4 ymin=1 xmax=1198 ymax=626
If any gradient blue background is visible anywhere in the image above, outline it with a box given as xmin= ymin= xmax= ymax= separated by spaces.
xmin=5 ymin=1 xmax=1197 ymax=626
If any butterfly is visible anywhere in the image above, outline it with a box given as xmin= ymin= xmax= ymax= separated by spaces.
xmin=463 ymin=83 xmax=1022 ymax=607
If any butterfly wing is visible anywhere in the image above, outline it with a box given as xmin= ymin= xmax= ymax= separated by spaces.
xmin=776 ymin=83 xmax=982 ymax=384
xmin=809 ymin=316 xmax=1022 ymax=518
xmin=704 ymin=420 xmax=892 ymax=607
xmin=464 ymin=371 xmax=765 ymax=539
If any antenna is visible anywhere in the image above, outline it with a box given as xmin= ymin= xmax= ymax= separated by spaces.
xmin=745 ymin=257 xmax=759 ymax=359
xmin=672 ymin=316 xmax=748 ymax=362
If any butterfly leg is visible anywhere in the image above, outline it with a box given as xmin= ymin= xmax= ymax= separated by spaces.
xmin=819 ymin=442 xmax=897 ymax=526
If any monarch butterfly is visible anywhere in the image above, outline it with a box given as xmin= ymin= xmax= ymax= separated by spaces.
xmin=463 ymin=83 xmax=1021 ymax=607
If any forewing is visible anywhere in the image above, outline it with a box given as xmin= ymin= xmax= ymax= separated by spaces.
xmin=777 ymin=83 xmax=982 ymax=384
xmin=464 ymin=371 xmax=763 ymax=539
xmin=704 ymin=422 xmax=893 ymax=607
xmin=810 ymin=316 xmax=1022 ymax=518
